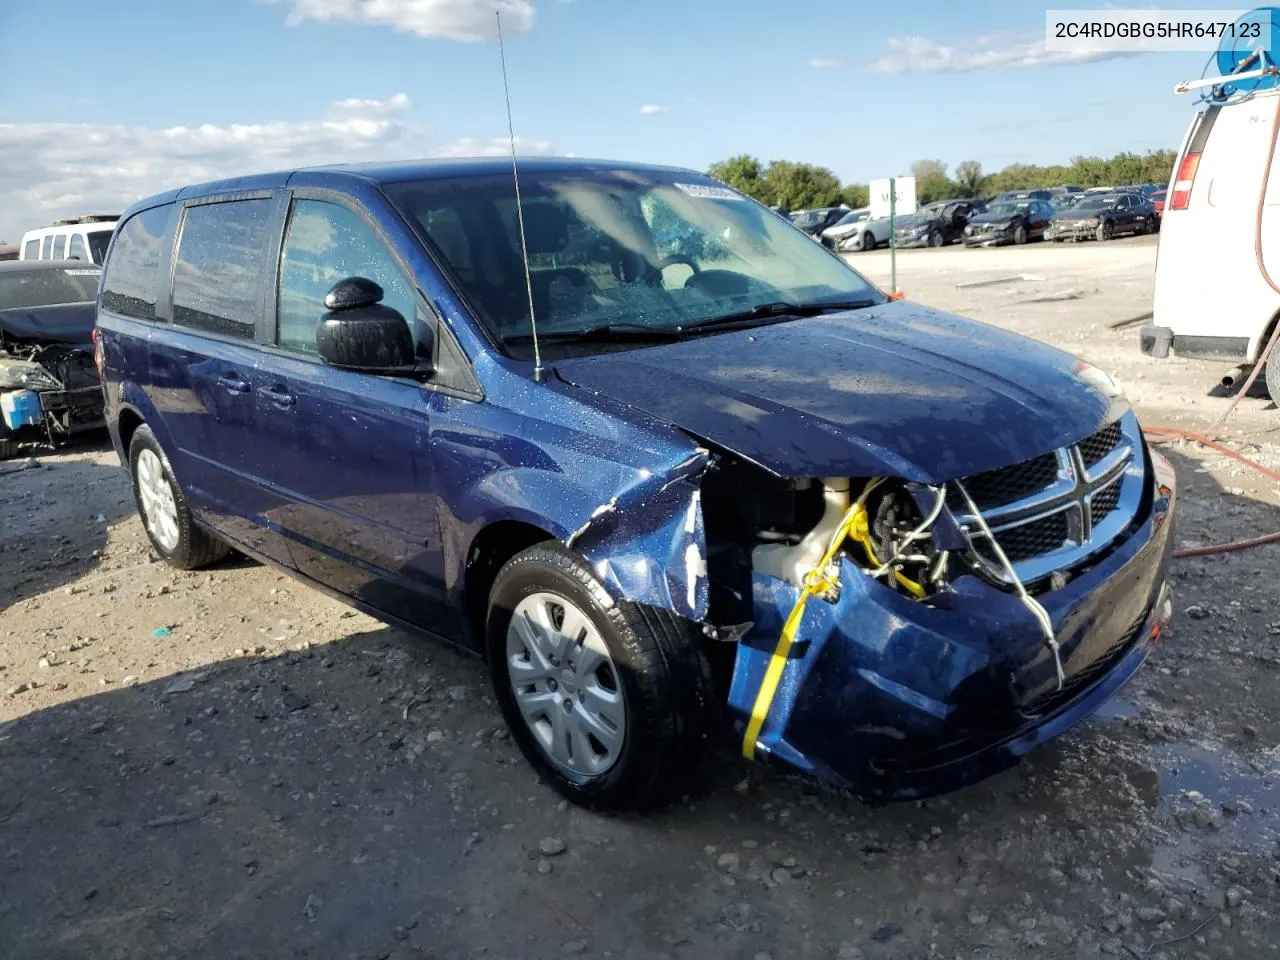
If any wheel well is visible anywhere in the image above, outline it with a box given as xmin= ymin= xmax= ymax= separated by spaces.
xmin=117 ymin=408 xmax=143 ymax=456
xmin=464 ymin=520 xmax=555 ymax=654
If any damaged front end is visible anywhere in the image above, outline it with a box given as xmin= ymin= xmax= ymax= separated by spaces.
xmin=569 ymin=409 xmax=1176 ymax=802
xmin=0 ymin=341 xmax=105 ymax=455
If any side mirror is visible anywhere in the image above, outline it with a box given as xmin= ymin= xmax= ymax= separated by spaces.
xmin=316 ymin=277 xmax=419 ymax=373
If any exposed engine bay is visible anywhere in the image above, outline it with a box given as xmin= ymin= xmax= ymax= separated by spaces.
xmin=0 ymin=332 xmax=105 ymax=457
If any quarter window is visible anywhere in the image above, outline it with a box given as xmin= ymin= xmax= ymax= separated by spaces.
xmin=101 ymin=205 xmax=172 ymax=321
xmin=52 ymin=234 xmax=66 ymax=259
xmin=173 ymin=199 xmax=274 ymax=340
xmin=40 ymin=236 xmax=52 ymax=259
xmin=276 ymin=199 xmax=415 ymax=355
xmin=23 ymin=240 xmax=38 ymax=259
xmin=67 ymin=234 xmax=87 ymax=261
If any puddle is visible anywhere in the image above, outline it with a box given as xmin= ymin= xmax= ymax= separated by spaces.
xmin=1094 ymin=696 xmax=1142 ymax=721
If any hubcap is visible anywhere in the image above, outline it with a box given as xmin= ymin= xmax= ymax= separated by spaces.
xmin=506 ymin=592 xmax=627 ymax=777
xmin=136 ymin=448 xmax=180 ymax=552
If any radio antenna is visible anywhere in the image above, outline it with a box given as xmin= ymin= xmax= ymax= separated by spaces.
xmin=496 ymin=9 xmax=544 ymax=382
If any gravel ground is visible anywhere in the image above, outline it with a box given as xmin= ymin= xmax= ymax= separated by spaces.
xmin=3 ymin=235 xmax=1280 ymax=959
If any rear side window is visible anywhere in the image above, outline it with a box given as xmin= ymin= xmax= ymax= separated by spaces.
xmin=102 ymin=205 xmax=172 ymax=320
xmin=67 ymin=234 xmax=87 ymax=261
xmin=172 ymin=199 xmax=273 ymax=341
xmin=40 ymin=236 xmax=52 ymax=259
xmin=23 ymin=240 xmax=38 ymax=259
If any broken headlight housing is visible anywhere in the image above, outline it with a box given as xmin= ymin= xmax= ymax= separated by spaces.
xmin=0 ymin=359 xmax=60 ymax=391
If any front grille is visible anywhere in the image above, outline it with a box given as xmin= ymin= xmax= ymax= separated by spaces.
xmin=1091 ymin=478 xmax=1122 ymax=522
xmin=953 ymin=417 xmax=1140 ymax=583
xmin=1078 ymin=421 xmax=1123 ymax=468
xmin=947 ymin=452 xmax=1059 ymax=512
xmin=975 ymin=510 xmax=1070 ymax=564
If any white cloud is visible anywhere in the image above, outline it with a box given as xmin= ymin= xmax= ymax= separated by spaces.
xmin=867 ymin=32 xmax=1130 ymax=74
xmin=638 ymin=104 xmax=670 ymax=116
xmin=808 ymin=58 xmax=845 ymax=69
xmin=0 ymin=94 xmax=553 ymax=242
xmin=271 ymin=0 xmax=536 ymax=42
xmin=434 ymin=135 xmax=555 ymax=157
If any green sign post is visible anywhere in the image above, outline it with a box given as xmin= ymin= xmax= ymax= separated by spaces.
xmin=889 ymin=176 xmax=897 ymax=295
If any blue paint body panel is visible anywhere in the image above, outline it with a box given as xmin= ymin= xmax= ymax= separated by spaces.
xmin=95 ymin=157 xmax=1176 ymax=800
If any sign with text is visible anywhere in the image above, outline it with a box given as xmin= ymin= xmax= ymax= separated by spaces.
xmin=869 ymin=177 xmax=917 ymax=220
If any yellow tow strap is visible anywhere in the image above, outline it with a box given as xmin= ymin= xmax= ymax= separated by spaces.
xmin=740 ymin=481 xmax=927 ymax=760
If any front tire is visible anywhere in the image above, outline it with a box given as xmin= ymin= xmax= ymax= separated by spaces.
xmin=1013 ymin=223 xmax=1028 ymax=245
xmin=927 ymin=229 xmax=943 ymax=248
xmin=128 ymin=424 xmax=230 ymax=570
xmin=487 ymin=542 xmax=714 ymax=811
xmin=1096 ymin=220 xmax=1113 ymax=242
xmin=0 ymin=438 xmax=17 ymax=461
xmin=860 ymin=232 xmax=877 ymax=251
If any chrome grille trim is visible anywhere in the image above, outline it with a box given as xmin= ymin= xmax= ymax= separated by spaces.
xmin=952 ymin=415 xmax=1143 ymax=585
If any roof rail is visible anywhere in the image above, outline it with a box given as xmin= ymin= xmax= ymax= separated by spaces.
xmin=50 ymin=214 xmax=120 ymax=226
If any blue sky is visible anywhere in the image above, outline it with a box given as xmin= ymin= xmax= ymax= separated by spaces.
xmin=0 ymin=0 xmax=1216 ymax=238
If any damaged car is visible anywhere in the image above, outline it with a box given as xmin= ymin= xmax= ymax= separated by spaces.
xmin=97 ymin=160 xmax=1176 ymax=810
xmin=0 ymin=260 xmax=106 ymax=459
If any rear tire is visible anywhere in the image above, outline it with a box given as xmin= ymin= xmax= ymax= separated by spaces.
xmin=1267 ymin=357 xmax=1280 ymax=406
xmin=487 ymin=542 xmax=715 ymax=811
xmin=128 ymin=424 xmax=230 ymax=570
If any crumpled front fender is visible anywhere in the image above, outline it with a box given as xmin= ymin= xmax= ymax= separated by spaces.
xmin=566 ymin=449 xmax=712 ymax=621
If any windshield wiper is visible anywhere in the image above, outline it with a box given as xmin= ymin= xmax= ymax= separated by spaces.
xmin=680 ymin=299 xmax=879 ymax=332
xmin=502 ymin=323 xmax=688 ymax=345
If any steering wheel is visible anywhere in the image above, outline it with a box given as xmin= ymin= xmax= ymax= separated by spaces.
xmin=657 ymin=255 xmax=701 ymax=275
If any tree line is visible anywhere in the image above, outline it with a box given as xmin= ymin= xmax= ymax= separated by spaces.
xmin=706 ymin=152 xmax=1179 ymax=211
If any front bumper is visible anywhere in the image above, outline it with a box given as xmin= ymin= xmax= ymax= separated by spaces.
xmin=963 ymin=227 xmax=1013 ymax=247
xmin=1054 ymin=221 xmax=1100 ymax=240
xmin=728 ymin=448 xmax=1176 ymax=801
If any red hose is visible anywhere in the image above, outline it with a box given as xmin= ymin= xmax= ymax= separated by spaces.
xmin=1143 ymin=426 xmax=1280 ymax=557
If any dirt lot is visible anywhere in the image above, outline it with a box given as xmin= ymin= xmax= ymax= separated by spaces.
xmin=4 ymin=235 xmax=1280 ymax=959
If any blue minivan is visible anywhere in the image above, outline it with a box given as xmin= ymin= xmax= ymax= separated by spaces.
xmin=97 ymin=158 xmax=1176 ymax=809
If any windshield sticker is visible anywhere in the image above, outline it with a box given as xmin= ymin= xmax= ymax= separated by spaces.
xmin=63 ymin=269 xmax=100 ymax=276
xmin=675 ymin=183 xmax=745 ymax=201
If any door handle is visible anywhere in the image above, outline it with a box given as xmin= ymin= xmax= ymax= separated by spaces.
xmin=263 ymin=385 xmax=296 ymax=408
xmin=216 ymin=373 xmax=251 ymax=395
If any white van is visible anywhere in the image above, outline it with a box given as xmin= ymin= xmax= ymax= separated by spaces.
xmin=19 ymin=215 xmax=119 ymax=265
xmin=1145 ymin=87 xmax=1280 ymax=396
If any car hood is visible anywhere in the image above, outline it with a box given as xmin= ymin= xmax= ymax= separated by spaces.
xmin=967 ymin=210 xmax=1021 ymax=226
xmin=893 ymin=214 xmax=938 ymax=231
xmin=553 ymin=301 xmax=1121 ymax=481
xmin=0 ymin=302 xmax=96 ymax=346
xmin=1051 ymin=208 xmax=1110 ymax=222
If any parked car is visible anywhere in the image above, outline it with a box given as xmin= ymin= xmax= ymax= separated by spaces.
xmin=991 ymin=189 xmax=1054 ymax=205
xmin=1150 ymin=189 xmax=1167 ymax=219
xmin=1047 ymin=192 xmax=1157 ymax=242
xmin=892 ymin=199 xmax=977 ymax=247
xmin=0 ymin=245 xmax=18 ymax=262
xmin=20 ymin=215 xmax=119 ymax=265
xmin=789 ymin=206 xmax=850 ymax=238
xmin=820 ymin=207 xmax=891 ymax=252
xmin=1146 ymin=85 xmax=1280 ymax=399
xmin=962 ymin=198 xmax=1054 ymax=246
xmin=0 ymin=260 xmax=105 ymax=459
xmin=97 ymin=158 xmax=1175 ymax=810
